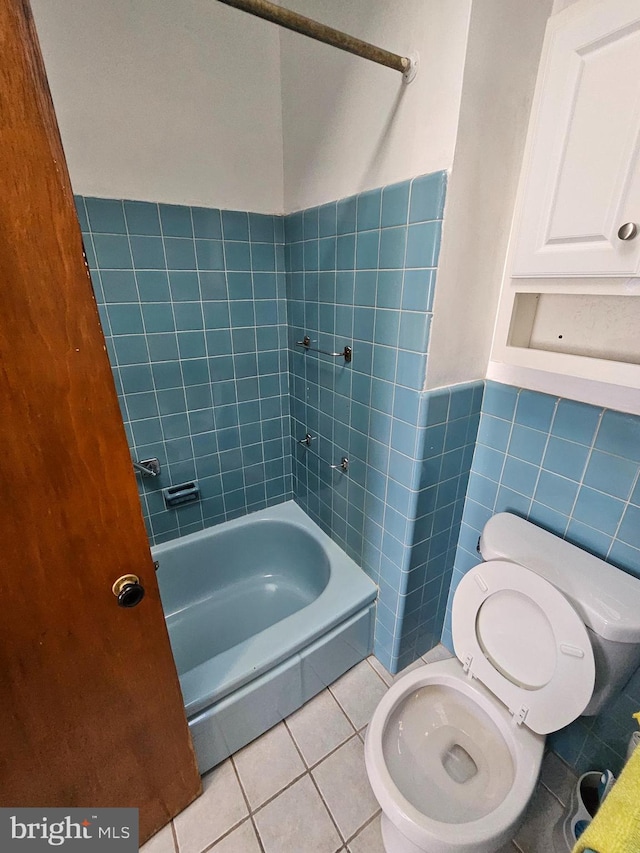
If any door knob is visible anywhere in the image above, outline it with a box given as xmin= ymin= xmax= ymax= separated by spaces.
xmin=112 ymin=574 xmax=145 ymax=608
xmin=617 ymin=222 xmax=638 ymax=241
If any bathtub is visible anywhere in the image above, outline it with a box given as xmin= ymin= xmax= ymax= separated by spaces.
xmin=154 ymin=500 xmax=377 ymax=773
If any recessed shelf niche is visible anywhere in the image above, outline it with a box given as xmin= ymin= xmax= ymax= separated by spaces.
xmin=508 ymin=293 xmax=640 ymax=365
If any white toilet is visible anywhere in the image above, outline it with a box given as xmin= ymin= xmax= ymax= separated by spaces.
xmin=365 ymin=512 xmax=640 ymax=853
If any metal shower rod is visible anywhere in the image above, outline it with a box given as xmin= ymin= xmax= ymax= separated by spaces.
xmin=215 ymin=0 xmax=418 ymax=81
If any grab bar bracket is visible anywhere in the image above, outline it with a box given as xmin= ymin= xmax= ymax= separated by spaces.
xmin=331 ymin=457 xmax=349 ymax=472
xmin=296 ymin=335 xmax=352 ymax=364
xmin=298 ymin=433 xmax=349 ymax=472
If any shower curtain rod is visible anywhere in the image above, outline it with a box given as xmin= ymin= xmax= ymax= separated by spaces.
xmin=215 ymin=0 xmax=418 ymax=82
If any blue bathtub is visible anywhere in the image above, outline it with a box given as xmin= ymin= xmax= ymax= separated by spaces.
xmin=154 ymin=501 xmax=377 ymax=772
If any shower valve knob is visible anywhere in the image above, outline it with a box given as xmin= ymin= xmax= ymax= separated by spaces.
xmin=112 ymin=574 xmax=145 ymax=608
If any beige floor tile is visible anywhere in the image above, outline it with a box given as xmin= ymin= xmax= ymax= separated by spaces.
xmin=367 ymin=655 xmax=393 ymax=687
xmin=348 ymin=815 xmax=518 ymax=853
xmin=173 ymin=761 xmax=248 ymax=853
xmin=312 ymin=735 xmax=379 ymax=841
xmin=422 ymin=643 xmax=454 ymax=664
xmin=392 ymin=656 xmax=425 ymax=684
xmin=329 ymin=661 xmax=387 ymax=730
xmin=347 ymin=815 xmax=384 ymax=853
xmin=513 ymin=783 xmax=564 ymax=853
xmin=539 ymin=750 xmax=577 ymax=807
xmin=209 ymin=819 xmax=262 ymax=853
xmin=140 ymin=823 xmax=175 ymax=853
xmin=254 ymin=774 xmax=341 ymax=853
xmin=287 ymin=689 xmax=355 ymax=767
xmin=233 ymin=721 xmax=306 ymax=809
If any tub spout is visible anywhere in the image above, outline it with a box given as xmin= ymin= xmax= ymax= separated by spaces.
xmin=133 ymin=458 xmax=160 ymax=477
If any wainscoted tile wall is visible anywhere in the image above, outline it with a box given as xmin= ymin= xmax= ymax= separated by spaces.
xmin=75 ymin=195 xmax=291 ymax=544
xmin=444 ymin=380 xmax=640 ymax=775
xmin=285 ymin=171 xmax=449 ymax=671
xmin=76 ymin=186 xmax=640 ymax=762
xmin=399 ymin=381 xmax=483 ymax=667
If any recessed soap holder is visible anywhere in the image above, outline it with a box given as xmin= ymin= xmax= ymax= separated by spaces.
xmin=163 ymin=481 xmax=200 ymax=509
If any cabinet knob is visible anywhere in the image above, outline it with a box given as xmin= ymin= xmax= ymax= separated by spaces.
xmin=617 ymin=222 xmax=638 ymax=241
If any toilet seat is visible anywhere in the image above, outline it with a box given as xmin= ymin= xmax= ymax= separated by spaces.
xmin=452 ymin=560 xmax=595 ymax=734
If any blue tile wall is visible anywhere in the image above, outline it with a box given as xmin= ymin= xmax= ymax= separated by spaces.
xmin=444 ymin=381 xmax=640 ymax=775
xmin=76 ymin=196 xmax=291 ymax=544
xmin=400 ymin=381 xmax=483 ymax=669
xmin=285 ymin=171 xmax=447 ymax=672
xmin=78 ymin=184 xmax=640 ymax=768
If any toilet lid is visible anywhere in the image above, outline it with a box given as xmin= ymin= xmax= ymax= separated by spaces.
xmin=452 ymin=560 xmax=595 ymax=734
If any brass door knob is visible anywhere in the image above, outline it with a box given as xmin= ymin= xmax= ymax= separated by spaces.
xmin=112 ymin=574 xmax=145 ymax=608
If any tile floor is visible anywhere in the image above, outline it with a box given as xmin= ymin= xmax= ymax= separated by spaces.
xmin=142 ymin=645 xmax=577 ymax=853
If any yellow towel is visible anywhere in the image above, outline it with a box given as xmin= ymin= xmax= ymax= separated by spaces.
xmin=573 ymin=728 xmax=640 ymax=853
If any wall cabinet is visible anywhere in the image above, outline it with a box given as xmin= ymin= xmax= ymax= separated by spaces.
xmin=512 ymin=0 xmax=640 ymax=278
xmin=489 ymin=0 xmax=640 ymax=415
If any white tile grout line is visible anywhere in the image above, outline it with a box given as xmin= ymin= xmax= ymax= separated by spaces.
xmin=284 ymin=703 xmax=354 ymax=768
xmin=539 ymin=777 xmax=567 ymax=811
xmin=466 ymin=401 xmax=640 ymax=561
xmin=168 ymin=651 xmax=559 ymax=853
xmin=246 ymin=717 xmax=346 ymax=851
xmin=108 ymin=203 xmax=158 ymax=535
xmin=297 ymin=710 xmax=383 ymax=850
xmin=218 ymin=214 xmax=243 ymax=521
xmin=228 ymin=756 xmax=267 ymax=853
xmin=170 ymin=820 xmax=179 ymax=853
xmin=226 ymin=723 xmax=365 ymax=817
xmin=197 ymin=814 xmax=252 ymax=853
xmin=564 ymin=408 xmax=604 ymax=537
xmin=188 ymin=205 xmax=220 ymax=525
xmin=82 ymin=209 xmax=640 ymax=527
xmin=523 ymin=398 xmax=561 ymax=524
xmin=607 ymin=456 xmax=640 ymax=562
xmin=306 ymin=765 xmax=350 ymax=850
xmin=156 ymin=206 xmax=206 ymax=538
xmin=236 ymin=721 xmax=376 ymax=824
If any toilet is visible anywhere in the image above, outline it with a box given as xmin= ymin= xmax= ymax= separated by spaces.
xmin=365 ymin=512 xmax=640 ymax=853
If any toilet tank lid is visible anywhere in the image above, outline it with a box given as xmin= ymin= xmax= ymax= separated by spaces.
xmin=479 ymin=513 xmax=640 ymax=643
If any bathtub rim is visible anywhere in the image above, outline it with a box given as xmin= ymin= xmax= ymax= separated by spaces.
xmin=153 ymin=500 xmax=378 ymax=718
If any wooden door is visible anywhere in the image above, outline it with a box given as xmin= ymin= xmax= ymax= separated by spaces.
xmin=0 ymin=0 xmax=201 ymax=842
xmin=512 ymin=0 xmax=640 ymax=277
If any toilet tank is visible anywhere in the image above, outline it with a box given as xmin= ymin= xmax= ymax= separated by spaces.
xmin=479 ymin=513 xmax=640 ymax=715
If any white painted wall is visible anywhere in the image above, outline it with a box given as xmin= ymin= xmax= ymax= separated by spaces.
xmin=426 ymin=0 xmax=554 ymax=389
xmin=552 ymin=0 xmax=581 ymax=12
xmin=279 ymin=0 xmax=472 ymax=212
xmin=31 ymin=0 xmax=285 ymax=212
xmin=32 ymin=0 xmax=472 ymax=215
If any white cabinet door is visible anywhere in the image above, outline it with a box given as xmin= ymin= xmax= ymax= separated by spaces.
xmin=513 ymin=0 xmax=640 ymax=277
